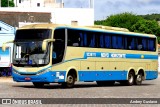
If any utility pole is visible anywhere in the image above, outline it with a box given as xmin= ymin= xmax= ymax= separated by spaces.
xmin=0 ymin=0 xmax=1 ymax=7
xmin=8 ymin=0 xmax=9 ymax=7
xmin=89 ymin=0 xmax=94 ymax=8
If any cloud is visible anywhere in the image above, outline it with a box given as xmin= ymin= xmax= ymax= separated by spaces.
xmin=63 ymin=0 xmax=160 ymax=20
xmin=94 ymin=0 xmax=160 ymax=20
xmin=64 ymin=0 xmax=89 ymax=8
xmin=149 ymin=0 xmax=160 ymax=5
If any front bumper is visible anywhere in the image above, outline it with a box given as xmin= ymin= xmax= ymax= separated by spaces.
xmin=12 ymin=71 xmax=66 ymax=83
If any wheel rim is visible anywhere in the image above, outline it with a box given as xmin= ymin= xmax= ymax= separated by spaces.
xmin=137 ymin=75 xmax=142 ymax=82
xmin=67 ymin=75 xmax=73 ymax=84
xmin=129 ymin=73 xmax=133 ymax=83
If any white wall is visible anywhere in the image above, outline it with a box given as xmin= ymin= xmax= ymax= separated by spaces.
xmin=51 ymin=8 xmax=94 ymax=26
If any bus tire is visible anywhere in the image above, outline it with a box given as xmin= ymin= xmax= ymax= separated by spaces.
xmin=33 ymin=82 xmax=44 ymax=88
xmin=120 ymin=71 xmax=135 ymax=86
xmin=135 ymin=73 xmax=143 ymax=85
xmin=126 ymin=71 xmax=135 ymax=86
xmin=62 ymin=74 xmax=75 ymax=88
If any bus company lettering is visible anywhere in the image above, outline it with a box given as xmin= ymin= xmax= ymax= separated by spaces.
xmin=101 ymin=53 xmax=109 ymax=58
xmin=111 ymin=53 xmax=126 ymax=58
xmin=86 ymin=52 xmax=96 ymax=57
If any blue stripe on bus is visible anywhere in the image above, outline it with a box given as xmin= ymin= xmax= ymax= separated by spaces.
xmin=84 ymin=52 xmax=158 ymax=59
xmin=78 ymin=71 xmax=127 ymax=81
xmin=12 ymin=70 xmax=158 ymax=83
xmin=78 ymin=71 xmax=158 ymax=81
xmin=64 ymin=52 xmax=158 ymax=63
xmin=146 ymin=71 xmax=158 ymax=80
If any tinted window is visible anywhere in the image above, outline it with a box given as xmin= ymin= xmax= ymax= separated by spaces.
xmin=15 ymin=29 xmax=51 ymax=41
xmin=52 ymin=29 xmax=65 ymax=64
xmin=67 ymin=29 xmax=156 ymax=52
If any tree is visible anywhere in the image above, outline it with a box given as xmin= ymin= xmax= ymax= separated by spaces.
xmin=129 ymin=18 xmax=160 ymax=43
xmin=95 ymin=12 xmax=160 ymax=43
xmin=95 ymin=12 xmax=143 ymax=31
xmin=140 ymin=14 xmax=160 ymax=21
xmin=131 ymin=19 xmax=160 ymax=34
xmin=1 ymin=0 xmax=15 ymax=7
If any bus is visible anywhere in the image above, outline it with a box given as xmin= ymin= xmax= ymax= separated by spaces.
xmin=2 ymin=24 xmax=158 ymax=88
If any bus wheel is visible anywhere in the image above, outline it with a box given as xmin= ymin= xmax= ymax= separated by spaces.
xmin=33 ymin=82 xmax=44 ymax=88
xmin=127 ymin=71 xmax=135 ymax=86
xmin=135 ymin=73 xmax=143 ymax=85
xmin=62 ymin=74 xmax=75 ymax=88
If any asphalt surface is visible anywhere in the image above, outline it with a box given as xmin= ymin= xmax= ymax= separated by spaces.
xmin=0 ymin=76 xmax=159 ymax=107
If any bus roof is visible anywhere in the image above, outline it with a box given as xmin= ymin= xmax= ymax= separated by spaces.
xmin=19 ymin=23 xmax=156 ymax=38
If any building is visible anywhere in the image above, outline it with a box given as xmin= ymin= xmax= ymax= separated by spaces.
xmin=0 ymin=0 xmax=94 ymax=27
xmin=14 ymin=0 xmax=64 ymax=8
xmin=0 ymin=21 xmax=15 ymax=76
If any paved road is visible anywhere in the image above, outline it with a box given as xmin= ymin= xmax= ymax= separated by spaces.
xmin=0 ymin=76 xmax=160 ymax=107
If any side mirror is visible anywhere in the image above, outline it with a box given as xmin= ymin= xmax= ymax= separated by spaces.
xmin=42 ymin=39 xmax=55 ymax=51
xmin=42 ymin=41 xmax=47 ymax=51
xmin=2 ymin=43 xmax=6 ymax=51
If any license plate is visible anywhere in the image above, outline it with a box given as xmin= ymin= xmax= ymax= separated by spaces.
xmin=25 ymin=77 xmax=31 ymax=80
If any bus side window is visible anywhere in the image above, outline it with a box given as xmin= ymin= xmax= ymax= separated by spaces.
xmin=99 ymin=35 xmax=104 ymax=48
xmin=148 ymin=39 xmax=155 ymax=51
xmin=79 ymin=33 xmax=84 ymax=47
xmin=68 ymin=29 xmax=79 ymax=46
xmin=112 ymin=35 xmax=117 ymax=49
xmin=117 ymin=36 xmax=123 ymax=49
xmin=104 ymin=34 xmax=111 ymax=48
xmin=89 ymin=34 xmax=95 ymax=48
xmin=79 ymin=31 xmax=90 ymax=47
xmin=128 ymin=37 xmax=135 ymax=50
xmin=137 ymin=44 xmax=143 ymax=50
xmin=142 ymin=38 xmax=147 ymax=51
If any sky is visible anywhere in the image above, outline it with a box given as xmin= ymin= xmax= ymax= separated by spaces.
xmin=62 ymin=0 xmax=160 ymax=20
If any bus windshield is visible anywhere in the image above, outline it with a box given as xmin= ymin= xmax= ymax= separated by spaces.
xmin=15 ymin=29 xmax=51 ymax=40
xmin=13 ymin=29 xmax=51 ymax=67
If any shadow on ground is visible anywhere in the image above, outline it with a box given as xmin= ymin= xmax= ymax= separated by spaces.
xmin=12 ymin=82 xmax=154 ymax=89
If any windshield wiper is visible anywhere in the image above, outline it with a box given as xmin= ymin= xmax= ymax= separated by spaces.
xmin=18 ymin=54 xmax=29 ymax=65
